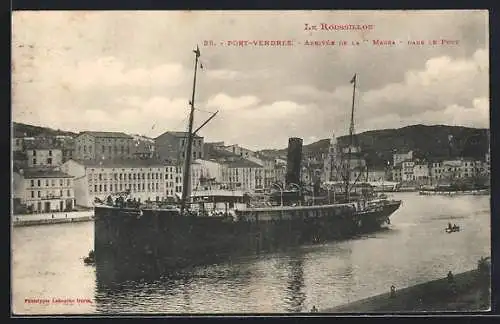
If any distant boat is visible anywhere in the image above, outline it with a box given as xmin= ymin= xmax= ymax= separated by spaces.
xmin=445 ymin=225 xmax=460 ymax=233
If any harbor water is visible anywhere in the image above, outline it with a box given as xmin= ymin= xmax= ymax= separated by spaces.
xmin=11 ymin=192 xmax=490 ymax=314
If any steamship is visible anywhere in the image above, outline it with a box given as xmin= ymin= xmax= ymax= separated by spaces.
xmin=93 ymin=48 xmax=401 ymax=285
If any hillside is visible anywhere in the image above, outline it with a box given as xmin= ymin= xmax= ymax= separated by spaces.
xmin=259 ymin=125 xmax=489 ymax=168
xmin=13 ymin=122 xmax=78 ymax=138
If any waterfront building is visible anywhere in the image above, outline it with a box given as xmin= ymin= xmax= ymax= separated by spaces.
xmin=413 ymin=163 xmax=430 ymax=184
xmin=60 ymin=158 xmax=169 ymax=207
xmin=155 ymin=131 xmax=204 ymax=163
xmin=25 ymin=142 xmax=64 ymax=168
xmin=401 ymin=160 xmax=415 ymax=182
xmin=367 ymin=169 xmax=387 ymax=182
xmin=429 ymin=161 xmax=444 ymax=182
xmin=12 ymin=168 xmax=75 ymax=213
xmin=221 ymin=158 xmax=264 ymax=192
xmin=393 ymin=150 xmax=413 ymax=166
xmin=74 ymin=131 xmax=135 ymax=161
xmin=392 ymin=165 xmax=402 ymax=182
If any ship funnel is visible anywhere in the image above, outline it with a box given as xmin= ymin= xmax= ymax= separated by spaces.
xmin=285 ymin=137 xmax=303 ymax=187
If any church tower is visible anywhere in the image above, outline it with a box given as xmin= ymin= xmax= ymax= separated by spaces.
xmin=323 ymin=132 xmax=338 ymax=182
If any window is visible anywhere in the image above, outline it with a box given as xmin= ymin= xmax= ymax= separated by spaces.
xmin=37 ymin=180 xmax=41 ymax=186
xmin=147 ymin=173 xmax=150 ymax=180
xmin=31 ymin=191 xmax=34 ymax=198
xmin=60 ymin=179 xmax=63 ymax=186
xmin=199 ymin=152 xmax=202 ymax=158
xmin=108 ymin=146 xmax=112 ymax=154
xmin=45 ymin=180 xmax=49 ymax=186
xmin=121 ymin=146 xmax=124 ymax=154
xmin=126 ymin=146 xmax=130 ymax=154
xmin=33 ymin=158 xmax=37 ymax=165
xmin=84 ymin=146 xmax=87 ymax=153
xmin=30 ymin=180 xmax=34 ymax=187
xmin=119 ymin=184 xmax=122 ymax=190
xmin=89 ymin=146 xmax=92 ymax=153
xmin=156 ymin=183 xmax=159 ymax=190
xmin=104 ymin=184 xmax=107 ymax=192
xmin=142 ymin=173 xmax=145 ymax=180
xmin=33 ymin=150 xmax=36 ymax=156
xmin=102 ymin=145 xmax=105 ymax=153
xmin=95 ymin=185 xmax=98 ymax=192
xmin=129 ymin=174 xmax=132 ymax=180
xmin=114 ymin=174 xmax=118 ymax=180
xmin=142 ymin=183 xmax=145 ymax=190
xmin=37 ymin=191 xmax=40 ymax=198
xmin=47 ymin=158 xmax=52 ymax=165
xmin=99 ymin=174 xmax=102 ymax=181
xmin=60 ymin=190 xmax=63 ymax=196
xmin=67 ymin=190 xmax=70 ymax=196
xmin=51 ymin=179 xmax=55 ymax=186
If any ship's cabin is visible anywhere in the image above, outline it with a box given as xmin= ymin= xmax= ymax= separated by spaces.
xmin=190 ymin=189 xmax=248 ymax=216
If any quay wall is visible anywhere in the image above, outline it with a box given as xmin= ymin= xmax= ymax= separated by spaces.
xmin=323 ymin=268 xmax=490 ymax=313
xmin=12 ymin=210 xmax=94 ymax=227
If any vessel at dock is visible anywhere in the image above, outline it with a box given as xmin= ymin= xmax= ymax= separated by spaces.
xmin=93 ymin=47 xmax=401 ymax=285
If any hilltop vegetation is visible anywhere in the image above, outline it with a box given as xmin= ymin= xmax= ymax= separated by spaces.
xmin=259 ymin=125 xmax=489 ymax=168
xmin=13 ymin=122 xmax=77 ymax=138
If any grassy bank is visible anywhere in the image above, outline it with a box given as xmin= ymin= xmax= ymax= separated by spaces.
xmin=323 ymin=267 xmax=490 ymax=313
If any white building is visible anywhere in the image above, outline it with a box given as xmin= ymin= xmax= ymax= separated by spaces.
xmin=60 ymin=158 xmax=171 ymax=207
xmin=413 ymin=163 xmax=430 ymax=184
xmin=25 ymin=142 xmax=64 ymax=168
xmin=401 ymin=160 xmax=415 ymax=182
xmin=392 ymin=165 xmax=402 ymax=182
xmin=221 ymin=158 xmax=264 ymax=192
xmin=13 ymin=168 xmax=75 ymax=213
xmin=393 ymin=150 xmax=413 ymax=166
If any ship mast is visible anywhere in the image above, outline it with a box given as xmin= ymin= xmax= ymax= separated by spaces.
xmin=180 ymin=46 xmax=201 ymax=215
xmin=346 ymin=73 xmax=357 ymax=202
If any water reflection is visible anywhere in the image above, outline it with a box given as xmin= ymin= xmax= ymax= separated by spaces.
xmin=12 ymin=193 xmax=490 ymax=314
xmin=284 ymin=253 xmax=306 ymax=312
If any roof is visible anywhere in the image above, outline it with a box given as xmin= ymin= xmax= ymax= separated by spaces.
xmin=69 ymin=158 xmax=165 ymax=168
xmin=156 ymin=131 xmax=203 ymax=139
xmin=78 ymin=131 xmax=133 ymax=139
xmin=24 ymin=141 xmax=62 ymax=150
xmin=20 ymin=168 xmax=73 ymax=179
xmin=224 ymin=158 xmax=263 ymax=168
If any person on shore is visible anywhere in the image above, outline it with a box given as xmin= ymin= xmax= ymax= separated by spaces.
xmin=311 ymin=305 xmax=318 ymax=313
xmin=390 ymin=285 xmax=396 ymax=298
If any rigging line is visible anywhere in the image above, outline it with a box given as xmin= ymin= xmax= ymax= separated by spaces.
xmin=194 ymin=107 xmax=217 ymax=115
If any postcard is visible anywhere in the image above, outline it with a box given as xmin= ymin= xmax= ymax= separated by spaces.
xmin=11 ymin=10 xmax=490 ymax=315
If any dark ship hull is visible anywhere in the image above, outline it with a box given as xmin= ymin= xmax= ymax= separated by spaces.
xmin=94 ymin=200 xmax=401 ymax=285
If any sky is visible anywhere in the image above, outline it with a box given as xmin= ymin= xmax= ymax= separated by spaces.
xmin=12 ymin=10 xmax=489 ymax=151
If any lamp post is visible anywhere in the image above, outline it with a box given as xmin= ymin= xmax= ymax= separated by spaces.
xmin=272 ymin=183 xmax=283 ymax=207
xmin=289 ymin=182 xmax=302 ymax=206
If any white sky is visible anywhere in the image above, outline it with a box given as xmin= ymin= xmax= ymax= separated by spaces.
xmin=12 ymin=10 xmax=489 ymax=151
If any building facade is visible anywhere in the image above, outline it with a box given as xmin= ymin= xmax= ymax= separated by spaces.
xmin=393 ymin=150 xmax=413 ymax=166
xmin=155 ymin=131 xmax=204 ymax=163
xmin=401 ymin=161 xmax=415 ymax=182
xmin=222 ymin=144 xmax=256 ymax=159
xmin=74 ymin=131 xmax=134 ymax=161
xmin=413 ymin=163 xmax=430 ymax=184
xmin=25 ymin=142 xmax=64 ymax=168
xmin=61 ymin=159 xmax=169 ymax=207
xmin=221 ymin=159 xmax=264 ymax=192
xmin=13 ymin=169 xmax=75 ymax=213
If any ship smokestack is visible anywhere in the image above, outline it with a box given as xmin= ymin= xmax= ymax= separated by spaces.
xmin=286 ymin=137 xmax=303 ymax=187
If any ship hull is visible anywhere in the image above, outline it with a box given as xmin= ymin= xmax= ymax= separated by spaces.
xmin=94 ymin=201 xmax=401 ymax=285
